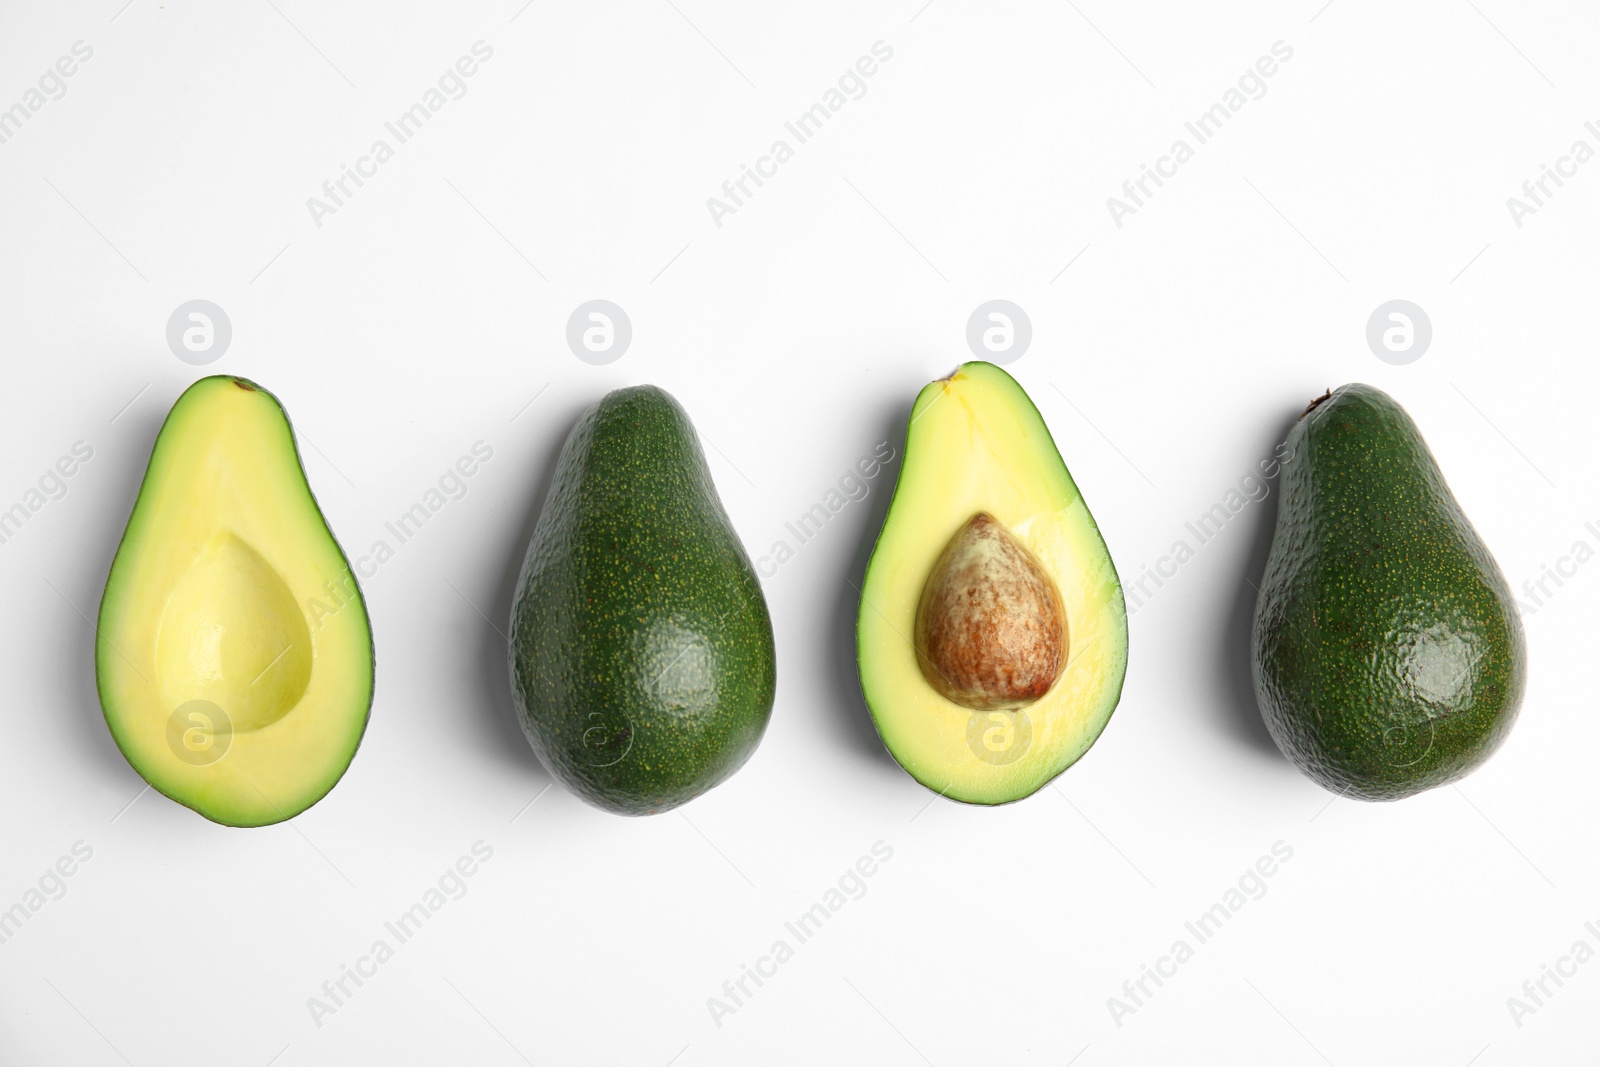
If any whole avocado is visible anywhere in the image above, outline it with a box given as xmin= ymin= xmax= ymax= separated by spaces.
xmin=508 ymin=386 xmax=775 ymax=815
xmin=1251 ymin=384 xmax=1527 ymax=800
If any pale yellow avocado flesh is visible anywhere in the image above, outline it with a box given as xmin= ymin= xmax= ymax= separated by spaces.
xmin=857 ymin=362 xmax=1128 ymax=804
xmin=97 ymin=377 xmax=372 ymax=826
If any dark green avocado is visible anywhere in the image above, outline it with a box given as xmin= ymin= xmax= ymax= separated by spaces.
xmin=508 ymin=385 xmax=775 ymax=815
xmin=1251 ymin=384 xmax=1527 ymax=800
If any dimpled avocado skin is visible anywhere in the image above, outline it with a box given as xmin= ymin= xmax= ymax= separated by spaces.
xmin=1251 ymin=384 xmax=1527 ymax=801
xmin=508 ymin=386 xmax=775 ymax=815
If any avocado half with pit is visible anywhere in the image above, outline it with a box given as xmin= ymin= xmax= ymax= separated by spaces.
xmin=96 ymin=376 xmax=373 ymax=826
xmin=856 ymin=362 xmax=1128 ymax=804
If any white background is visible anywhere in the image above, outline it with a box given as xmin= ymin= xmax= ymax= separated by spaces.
xmin=0 ymin=0 xmax=1595 ymax=1063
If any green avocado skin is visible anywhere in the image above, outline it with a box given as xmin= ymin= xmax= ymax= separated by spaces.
xmin=508 ymin=386 xmax=775 ymax=815
xmin=1251 ymin=384 xmax=1527 ymax=801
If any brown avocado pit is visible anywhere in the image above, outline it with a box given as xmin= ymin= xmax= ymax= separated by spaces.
xmin=914 ymin=512 xmax=1067 ymax=711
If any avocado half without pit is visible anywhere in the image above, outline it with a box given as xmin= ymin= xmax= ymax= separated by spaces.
xmin=857 ymin=362 xmax=1128 ymax=804
xmin=96 ymin=377 xmax=374 ymax=827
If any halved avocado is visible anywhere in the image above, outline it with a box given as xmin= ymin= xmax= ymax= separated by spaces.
xmin=96 ymin=376 xmax=373 ymax=826
xmin=856 ymin=362 xmax=1128 ymax=804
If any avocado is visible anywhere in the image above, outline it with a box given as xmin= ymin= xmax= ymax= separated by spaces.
xmin=1251 ymin=384 xmax=1527 ymax=800
xmin=508 ymin=385 xmax=775 ymax=815
xmin=97 ymin=376 xmax=373 ymax=826
xmin=856 ymin=362 xmax=1128 ymax=804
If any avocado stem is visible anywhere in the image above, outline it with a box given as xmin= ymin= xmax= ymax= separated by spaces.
xmin=1302 ymin=388 xmax=1332 ymax=417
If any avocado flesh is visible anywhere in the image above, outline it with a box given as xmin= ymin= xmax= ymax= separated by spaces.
xmin=508 ymin=385 xmax=776 ymax=816
xmin=1251 ymin=384 xmax=1527 ymax=801
xmin=97 ymin=376 xmax=373 ymax=827
xmin=857 ymin=362 xmax=1129 ymax=805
